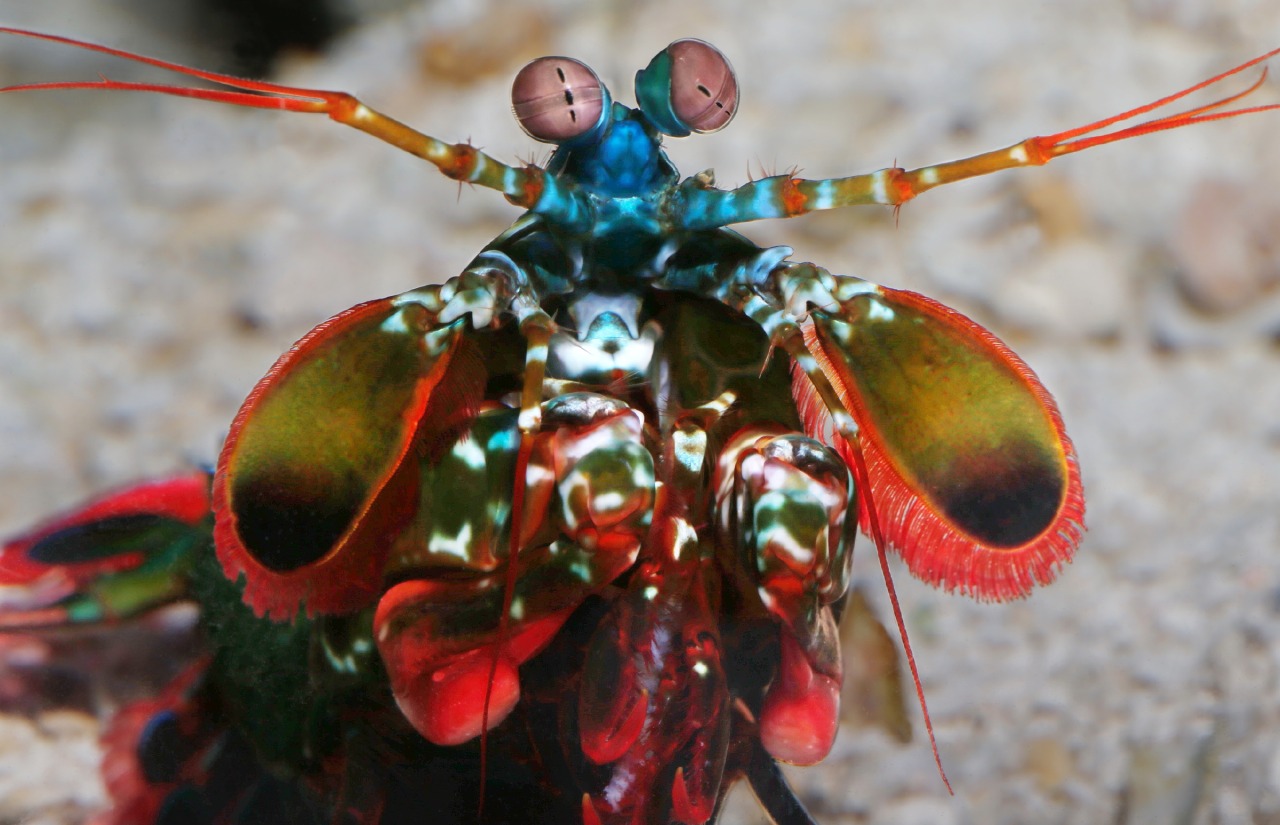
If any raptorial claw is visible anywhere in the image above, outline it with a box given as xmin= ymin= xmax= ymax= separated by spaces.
xmin=671 ymin=766 xmax=715 ymax=825
xmin=759 ymin=630 xmax=841 ymax=766
xmin=389 ymin=644 xmax=522 ymax=746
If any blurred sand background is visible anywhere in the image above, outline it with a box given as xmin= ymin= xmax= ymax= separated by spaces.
xmin=1 ymin=0 xmax=1279 ymax=823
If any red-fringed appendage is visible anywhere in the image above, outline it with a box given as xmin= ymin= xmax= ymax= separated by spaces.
xmin=0 ymin=473 xmax=209 ymax=614
xmin=796 ymin=287 xmax=1084 ymax=601
xmin=214 ymin=299 xmax=483 ymax=620
xmin=90 ymin=658 xmax=212 ymax=825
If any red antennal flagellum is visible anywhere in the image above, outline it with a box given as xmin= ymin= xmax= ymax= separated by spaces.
xmin=0 ymin=27 xmax=337 ymax=113
xmin=0 ymin=27 xmax=546 ymax=206
xmin=844 ymin=436 xmax=955 ymax=794
xmin=874 ymin=46 xmax=1280 ymax=205
xmin=1034 ymin=47 xmax=1280 ymax=159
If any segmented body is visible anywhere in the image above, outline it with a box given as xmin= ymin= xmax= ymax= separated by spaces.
xmin=2 ymin=27 xmax=1276 ymax=825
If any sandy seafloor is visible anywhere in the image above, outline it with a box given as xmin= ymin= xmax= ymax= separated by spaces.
xmin=1 ymin=1 xmax=1279 ymax=823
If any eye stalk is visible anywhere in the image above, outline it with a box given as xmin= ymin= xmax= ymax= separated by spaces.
xmin=635 ymin=39 xmax=738 ymax=137
xmin=511 ymin=56 xmax=610 ymax=144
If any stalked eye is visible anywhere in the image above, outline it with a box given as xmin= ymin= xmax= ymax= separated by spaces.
xmin=512 ymin=56 xmax=608 ymax=143
xmin=667 ymin=39 xmax=738 ymax=133
xmin=635 ymin=39 xmax=738 ymax=137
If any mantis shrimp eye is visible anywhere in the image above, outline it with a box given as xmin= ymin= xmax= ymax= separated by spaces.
xmin=636 ymin=38 xmax=738 ymax=137
xmin=667 ymin=39 xmax=738 ymax=133
xmin=512 ymin=56 xmax=608 ymax=143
